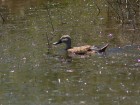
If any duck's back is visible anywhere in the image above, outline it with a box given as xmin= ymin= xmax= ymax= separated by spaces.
xmin=68 ymin=45 xmax=91 ymax=54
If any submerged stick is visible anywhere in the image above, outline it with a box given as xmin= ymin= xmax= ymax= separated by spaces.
xmin=46 ymin=4 xmax=56 ymax=45
xmin=46 ymin=5 xmax=55 ymax=32
xmin=45 ymin=32 xmax=51 ymax=54
xmin=94 ymin=2 xmax=100 ymax=16
xmin=105 ymin=0 xmax=121 ymax=20
xmin=0 ymin=13 xmax=5 ymax=24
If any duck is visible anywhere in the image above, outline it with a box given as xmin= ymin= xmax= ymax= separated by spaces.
xmin=53 ymin=35 xmax=109 ymax=55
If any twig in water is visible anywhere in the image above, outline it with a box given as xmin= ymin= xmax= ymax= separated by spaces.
xmin=46 ymin=5 xmax=55 ymax=32
xmin=94 ymin=1 xmax=100 ymax=16
xmin=45 ymin=32 xmax=51 ymax=54
xmin=0 ymin=13 xmax=5 ymax=24
xmin=105 ymin=0 xmax=121 ymax=21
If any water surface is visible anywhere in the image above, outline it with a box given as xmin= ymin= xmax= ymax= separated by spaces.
xmin=0 ymin=0 xmax=140 ymax=105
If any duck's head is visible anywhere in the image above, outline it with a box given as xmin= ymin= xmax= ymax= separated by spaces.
xmin=53 ymin=35 xmax=72 ymax=50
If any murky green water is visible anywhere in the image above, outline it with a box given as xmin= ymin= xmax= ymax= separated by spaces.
xmin=0 ymin=0 xmax=140 ymax=105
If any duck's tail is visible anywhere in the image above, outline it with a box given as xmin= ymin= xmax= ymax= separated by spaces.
xmin=97 ymin=43 xmax=109 ymax=53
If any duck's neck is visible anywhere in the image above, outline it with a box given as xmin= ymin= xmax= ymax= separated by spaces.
xmin=65 ymin=40 xmax=71 ymax=50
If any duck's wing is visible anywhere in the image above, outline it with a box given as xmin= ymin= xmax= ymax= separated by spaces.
xmin=97 ymin=43 xmax=109 ymax=53
xmin=90 ymin=43 xmax=109 ymax=53
xmin=90 ymin=46 xmax=100 ymax=51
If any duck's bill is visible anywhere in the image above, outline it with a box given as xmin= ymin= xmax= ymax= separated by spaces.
xmin=53 ymin=40 xmax=62 ymax=45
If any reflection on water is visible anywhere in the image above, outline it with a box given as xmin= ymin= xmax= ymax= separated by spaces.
xmin=0 ymin=0 xmax=140 ymax=105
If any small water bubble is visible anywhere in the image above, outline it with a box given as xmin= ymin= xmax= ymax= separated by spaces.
xmin=126 ymin=90 xmax=129 ymax=93
xmin=78 ymin=79 xmax=83 ymax=83
xmin=136 ymin=90 xmax=140 ymax=94
xmin=106 ymin=62 xmax=108 ymax=65
xmin=81 ymin=88 xmax=83 ymax=91
xmin=22 ymin=57 xmax=26 ymax=63
xmin=10 ymin=70 xmax=14 ymax=73
xmin=131 ymin=83 xmax=135 ymax=86
xmin=66 ymin=69 xmax=74 ymax=72
xmin=124 ymin=54 xmax=128 ymax=56
xmin=108 ymin=33 xmax=113 ymax=38
xmin=122 ymin=97 xmax=126 ymax=100
xmin=34 ymin=64 xmax=39 ymax=67
xmin=64 ymin=93 xmax=68 ymax=96
xmin=109 ymin=87 xmax=114 ymax=92
xmin=23 ymin=57 xmax=26 ymax=60
xmin=58 ymin=79 xmax=61 ymax=83
xmin=124 ymin=63 xmax=127 ymax=66
xmin=32 ymin=42 xmax=36 ymax=46
xmin=48 ymin=98 xmax=53 ymax=101
xmin=128 ymin=72 xmax=131 ymax=76
xmin=89 ymin=4 xmax=93 ymax=7
xmin=120 ymin=83 xmax=125 ymax=87
xmin=80 ymin=101 xmax=86 ymax=104
xmin=99 ymin=17 xmax=104 ymax=20
xmin=96 ymin=89 xmax=99 ymax=92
